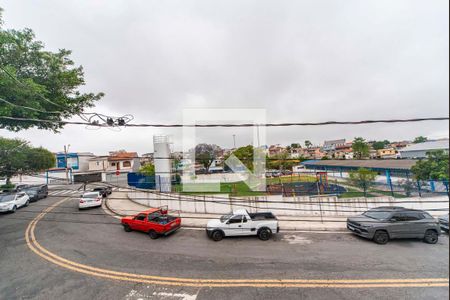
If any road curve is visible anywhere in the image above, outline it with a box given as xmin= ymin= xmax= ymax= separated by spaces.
xmin=25 ymin=195 xmax=449 ymax=290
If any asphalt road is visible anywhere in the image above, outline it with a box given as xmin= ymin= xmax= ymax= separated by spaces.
xmin=0 ymin=188 xmax=448 ymax=300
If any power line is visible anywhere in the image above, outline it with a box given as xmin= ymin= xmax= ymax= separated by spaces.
xmin=0 ymin=115 xmax=448 ymax=128
xmin=0 ymin=97 xmax=62 ymax=115
xmin=0 ymin=65 xmax=134 ymax=128
xmin=0 ymin=65 xmax=69 ymax=110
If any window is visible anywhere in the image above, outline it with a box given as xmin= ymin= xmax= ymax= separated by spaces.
xmin=228 ymin=215 xmax=242 ymax=224
xmin=404 ymin=212 xmax=423 ymax=221
xmin=391 ymin=213 xmax=407 ymax=222
xmin=148 ymin=212 xmax=161 ymax=222
xmin=123 ymin=161 xmax=131 ymax=168
xmin=135 ymin=214 xmax=146 ymax=221
xmin=111 ymin=162 xmax=116 ymax=166
xmin=392 ymin=212 xmax=422 ymax=222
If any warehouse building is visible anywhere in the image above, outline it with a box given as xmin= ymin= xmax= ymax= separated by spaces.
xmin=399 ymin=140 xmax=449 ymax=159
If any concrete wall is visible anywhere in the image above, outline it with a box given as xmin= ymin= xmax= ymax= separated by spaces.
xmin=127 ymin=191 xmax=449 ymax=217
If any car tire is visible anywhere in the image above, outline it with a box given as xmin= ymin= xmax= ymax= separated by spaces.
xmin=149 ymin=230 xmax=159 ymax=239
xmin=211 ymin=230 xmax=224 ymax=242
xmin=123 ymin=224 xmax=132 ymax=232
xmin=423 ymin=230 xmax=439 ymax=244
xmin=11 ymin=205 xmax=17 ymax=213
xmin=258 ymin=227 xmax=272 ymax=241
xmin=373 ymin=230 xmax=389 ymax=245
xmin=25 ymin=200 xmax=30 ymax=207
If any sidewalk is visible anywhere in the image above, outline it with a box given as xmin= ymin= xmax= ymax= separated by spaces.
xmin=105 ymin=191 xmax=348 ymax=232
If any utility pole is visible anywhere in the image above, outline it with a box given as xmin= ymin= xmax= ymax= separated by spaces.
xmin=232 ymin=134 xmax=236 ymax=149
xmin=64 ymin=144 xmax=70 ymax=184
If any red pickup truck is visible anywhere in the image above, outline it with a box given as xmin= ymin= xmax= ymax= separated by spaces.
xmin=121 ymin=207 xmax=181 ymax=239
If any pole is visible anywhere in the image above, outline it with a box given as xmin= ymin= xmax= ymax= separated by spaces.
xmin=64 ymin=144 xmax=70 ymax=184
xmin=232 ymin=134 xmax=236 ymax=149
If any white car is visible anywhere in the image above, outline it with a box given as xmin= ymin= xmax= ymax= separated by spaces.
xmin=0 ymin=192 xmax=30 ymax=213
xmin=206 ymin=209 xmax=279 ymax=241
xmin=78 ymin=192 xmax=102 ymax=210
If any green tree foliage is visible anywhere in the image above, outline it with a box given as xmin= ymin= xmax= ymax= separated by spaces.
xmin=413 ymin=136 xmax=428 ymax=144
xmin=291 ymin=143 xmax=301 ymax=148
xmin=372 ymin=140 xmax=391 ymax=150
xmin=305 ymin=140 xmax=312 ymax=148
xmin=139 ymin=163 xmax=155 ymax=176
xmin=0 ymin=136 xmax=55 ymax=184
xmin=225 ymin=145 xmax=254 ymax=171
xmin=267 ymin=152 xmax=300 ymax=171
xmin=348 ymin=168 xmax=378 ymax=197
xmin=352 ymin=137 xmax=370 ymax=159
xmin=0 ymin=8 xmax=103 ymax=131
xmin=411 ymin=150 xmax=449 ymax=181
xmin=195 ymin=144 xmax=221 ymax=172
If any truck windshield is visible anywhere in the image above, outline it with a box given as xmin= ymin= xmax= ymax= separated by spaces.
xmin=220 ymin=214 xmax=233 ymax=223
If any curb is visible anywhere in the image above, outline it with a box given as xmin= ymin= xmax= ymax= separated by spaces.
xmin=106 ymin=193 xmax=348 ymax=233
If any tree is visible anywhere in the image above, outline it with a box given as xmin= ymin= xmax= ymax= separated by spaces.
xmin=348 ymin=168 xmax=377 ymax=197
xmin=291 ymin=143 xmax=301 ymax=148
xmin=305 ymin=140 xmax=312 ymax=148
xmin=195 ymin=144 xmax=221 ymax=173
xmin=352 ymin=137 xmax=369 ymax=159
xmin=267 ymin=152 xmax=300 ymax=171
xmin=411 ymin=150 xmax=449 ymax=181
xmin=413 ymin=136 xmax=428 ymax=144
xmin=372 ymin=140 xmax=390 ymax=150
xmin=24 ymin=147 xmax=55 ymax=172
xmin=139 ymin=163 xmax=155 ymax=176
xmin=0 ymin=8 xmax=104 ymax=132
xmin=0 ymin=136 xmax=55 ymax=184
xmin=225 ymin=145 xmax=254 ymax=171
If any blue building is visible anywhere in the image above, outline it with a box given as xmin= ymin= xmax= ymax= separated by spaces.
xmin=55 ymin=152 xmax=95 ymax=172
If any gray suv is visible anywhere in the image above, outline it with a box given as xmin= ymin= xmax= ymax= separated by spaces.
xmin=347 ymin=207 xmax=441 ymax=245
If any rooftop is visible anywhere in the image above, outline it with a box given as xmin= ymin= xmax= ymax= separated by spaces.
xmin=302 ymin=159 xmax=417 ymax=170
xmin=399 ymin=140 xmax=449 ymax=152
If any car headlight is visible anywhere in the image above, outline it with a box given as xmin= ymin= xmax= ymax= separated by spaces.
xmin=360 ymin=224 xmax=373 ymax=228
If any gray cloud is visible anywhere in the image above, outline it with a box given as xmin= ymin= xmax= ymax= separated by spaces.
xmin=1 ymin=0 xmax=448 ymax=154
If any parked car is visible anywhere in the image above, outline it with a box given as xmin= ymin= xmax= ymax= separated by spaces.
xmin=439 ymin=214 xmax=449 ymax=233
xmin=206 ymin=209 xmax=279 ymax=241
xmin=121 ymin=207 xmax=181 ymax=239
xmin=1 ymin=184 xmax=32 ymax=193
xmin=92 ymin=186 xmax=112 ymax=198
xmin=347 ymin=207 xmax=441 ymax=245
xmin=78 ymin=192 xmax=103 ymax=210
xmin=22 ymin=185 xmax=48 ymax=202
xmin=0 ymin=192 xmax=30 ymax=213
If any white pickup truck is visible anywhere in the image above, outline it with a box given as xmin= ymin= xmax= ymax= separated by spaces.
xmin=206 ymin=209 xmax=279 ymax=241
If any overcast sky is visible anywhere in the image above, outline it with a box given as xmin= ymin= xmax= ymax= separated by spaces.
xmin=1 ymin=0 xmax=448 ymax=155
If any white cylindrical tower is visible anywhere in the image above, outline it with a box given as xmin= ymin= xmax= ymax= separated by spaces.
xmin=153 ymin=135 xmax=172 ymax=192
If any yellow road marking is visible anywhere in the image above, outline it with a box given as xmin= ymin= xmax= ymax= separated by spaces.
xmin=25 ymin=198 xmax=450 ymax=288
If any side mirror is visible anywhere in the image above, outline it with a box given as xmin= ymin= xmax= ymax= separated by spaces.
xmin=226 ymin=221 xmax=230 ymax=225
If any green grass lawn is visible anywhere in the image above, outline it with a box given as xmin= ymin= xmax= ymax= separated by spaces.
xmin=173 ymin=175 xmax=318 ymax=197
xmin=338 ymin=187 xmax=376 ymax=198
xmin=172 ymin=181 xmax=266 ymax=196
xmin=266 ymin=174 xmax=317 ymax=184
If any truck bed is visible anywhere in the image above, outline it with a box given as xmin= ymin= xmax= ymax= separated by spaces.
xmin=248 ymin=212 xmax=277 ymax=221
